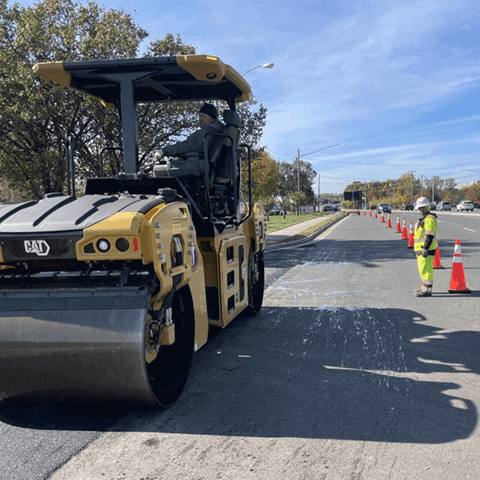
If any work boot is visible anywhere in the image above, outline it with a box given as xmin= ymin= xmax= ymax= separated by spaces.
xmin=415 ymin=289 xmax=432 ymax=297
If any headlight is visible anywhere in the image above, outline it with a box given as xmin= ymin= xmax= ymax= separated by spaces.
xmin=97 ymin=239 xmax=110 ymax=252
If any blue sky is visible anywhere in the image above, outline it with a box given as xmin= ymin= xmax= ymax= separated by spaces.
xmin=12 ymin=0 xmax=480 ymax=193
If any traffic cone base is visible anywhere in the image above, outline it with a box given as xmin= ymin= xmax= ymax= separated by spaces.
xmin=448 ymin=239 xmax=470 ymax=293
xmin=449 ymin=287 xmax=471 ymax=293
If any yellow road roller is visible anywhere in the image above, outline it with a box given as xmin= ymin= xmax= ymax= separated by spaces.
xmin=0 ymin=55 xmax=266 ymax=407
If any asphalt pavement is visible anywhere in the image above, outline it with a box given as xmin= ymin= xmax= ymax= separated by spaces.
xmin=46 ymin=207 xmax=480 ymax=480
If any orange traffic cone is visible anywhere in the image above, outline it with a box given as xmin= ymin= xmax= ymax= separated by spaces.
xmin=407 ymin=222 xmax=414 ymax=248
xmin=433 ymin=247 xmax=443 ymax=269
xmin=381 ymin=213 xmax=385 ymax=223
xmin=395 ymin=216 xmax=401 ymax=233
xmin=387 ymin=214 xmax=392 ymax=228
xmin=448 ymin=239 xmax=470 ymax=293
xmin=375 ymin=211 xmax=378 ymax=218
xmin=401 ymin=218 xmax=408 ymax=240
xmin=364 ymin=210 xmax=366 ymax=215
xmin=369 ymin=211 xmax=372 ymax=217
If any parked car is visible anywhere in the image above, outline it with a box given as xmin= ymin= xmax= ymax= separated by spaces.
xmin=456 ymin=200 xmax=474 ymax=212
xmin=430 ymin=203 xmax=436 ymax=211
xmin=437 ymin=201 xmax=451 ymax=211
xmin=268 ymin=204 xmax=283 ymax=216
xmin=377 ymin=203 xmax=391 ymax=213
xmin=401 ymin=203 xmax=414 ymax=211
xmin=474 ymin=202 xmax=480 ymax=209
xmin=321 ymin=204 xmax=336 ymax=212
xmin=334 ymin=204 xmax=342 ymax=211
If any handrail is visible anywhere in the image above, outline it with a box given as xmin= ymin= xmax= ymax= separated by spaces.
xmin=99 ymin=147 xmax=123 ymax=177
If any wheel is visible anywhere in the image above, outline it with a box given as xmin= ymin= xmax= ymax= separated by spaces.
xmin=145 ymin=288 xmax=195 ymax=407
xmin=245 ymin=247 xmax=265 ymax=316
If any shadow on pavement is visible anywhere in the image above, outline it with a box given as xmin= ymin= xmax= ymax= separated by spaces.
xmin=1 ymin=306 xmax=477 ymax=444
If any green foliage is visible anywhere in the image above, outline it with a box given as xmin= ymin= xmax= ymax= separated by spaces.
xmin=291 ymin=191 xmax=309 ymax=213
xmin=146 ymin=33 xmax=195 ymax=57
xmin=0 ymin=0 xmax=147 ymax=198
xmin=262 ymin=197 xmax=276 ymax=212
xmin=241 ymin=149 xmax=279 ymax=203
xmin=237 ymin=100 xmax=267 ymax=148
xmin=272 ymin=158 xmax=317 ymax=209
xmin=0 ymin=3 xmax=268 ymax=199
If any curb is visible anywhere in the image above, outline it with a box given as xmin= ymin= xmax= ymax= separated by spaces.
xmin=266 ymin=214 xmax=347 ymax=251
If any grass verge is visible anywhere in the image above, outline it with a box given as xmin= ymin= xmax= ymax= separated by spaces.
xmin=266 ymin=212 xmax=336 ymax=233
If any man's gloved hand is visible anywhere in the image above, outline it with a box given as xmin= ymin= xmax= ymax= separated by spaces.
xmin=421 ymin=248 xmax=429 ymax=258
xmin=153 ymin=149 xmax=164 ymax=160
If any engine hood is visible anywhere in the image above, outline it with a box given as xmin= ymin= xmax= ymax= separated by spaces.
xmin=0 ymin=194 xmax=166 ymax=234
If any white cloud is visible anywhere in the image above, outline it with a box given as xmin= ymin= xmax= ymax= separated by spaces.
xmin=433 ymin=115 xmax=480 ymax=127
xmin=256 ymin=2 xmax=480 ymax=169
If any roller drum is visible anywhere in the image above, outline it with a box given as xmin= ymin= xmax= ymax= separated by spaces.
xmin=0 ymin=287 xmax=160 ymax=405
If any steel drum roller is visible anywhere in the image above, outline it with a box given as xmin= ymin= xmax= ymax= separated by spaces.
xmin=0 ymin=287 xmax=163 ymax=405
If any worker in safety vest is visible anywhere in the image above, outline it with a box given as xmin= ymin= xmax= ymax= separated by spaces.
xmin=413 ymin=197 xmax=438 ymax=297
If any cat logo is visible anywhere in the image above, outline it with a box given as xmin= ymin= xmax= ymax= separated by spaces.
xmin=24 ymin=239 xmax=51 ymax=256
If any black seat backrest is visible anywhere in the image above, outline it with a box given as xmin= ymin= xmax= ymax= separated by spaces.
xmin=222 ymin=110 xmax=241 ymax=148
xmin=214 ymin=110 xmax=241 ymax=183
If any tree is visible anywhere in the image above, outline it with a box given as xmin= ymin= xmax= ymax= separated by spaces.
xmin=292 ymin=158 xmax=317 ymax=204
xmin=0 ymin=3 xmax=268 ymax=199
xmin=465 ymin=180 xmax=480 ymax=202
xmin=241 ymin=149 xmax=279 ymax=203
xmin=0 ymin=0 xmax=148 ymax=198
xmin=291 ymin=191 xmax=308 ymax=214
xmin=275 ymin=161 xmax=293 ymax=217
xmin=0 ymin=177 xmax=29 ymax=203
xmin=271 ymin=158 xmax=316 ymax=214
xmin=237 ymin=101 xmax=267 ymax=148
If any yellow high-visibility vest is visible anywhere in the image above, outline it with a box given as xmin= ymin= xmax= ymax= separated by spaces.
xmin=414 ymin=214 xmax=438 ymax=252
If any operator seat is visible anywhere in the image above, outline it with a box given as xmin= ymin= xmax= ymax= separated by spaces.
xmin=213 ymin=110 xmax=241 ymax=183
xmin=210 ymin=109 xmax=242 ymax=216
xmin=153 ymin=110 xmax=241 ymax=220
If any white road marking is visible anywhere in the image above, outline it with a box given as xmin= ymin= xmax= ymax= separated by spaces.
xmin=464 ymin=228 xmax=476 ymax=232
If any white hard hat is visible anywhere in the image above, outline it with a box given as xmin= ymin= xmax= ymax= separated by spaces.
xmin=415 ymin=197 xmax=430 ymax=209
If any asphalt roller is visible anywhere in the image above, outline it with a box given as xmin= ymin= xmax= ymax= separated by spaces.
xmin=0 ymin=55 xmax=266 ymax=407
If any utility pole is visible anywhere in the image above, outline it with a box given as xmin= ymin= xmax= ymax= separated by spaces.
xmin=420 ymin=175 xmax=424 ymax=197
xmin=409 ymin=171 xmax=415 ymax=204
xmin=297 ymin=149 xmax=300 ymax=192
xmin=296 ymin=149 xmax=300 ymax=215
xmin=318 ymin=174 xmax=321 ymax=210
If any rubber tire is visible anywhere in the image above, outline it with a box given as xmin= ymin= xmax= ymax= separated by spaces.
xmin=145 ymin=288 xmax=195 ymax=407
xmin=245 ymin=248 xmax=265 ymax=316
